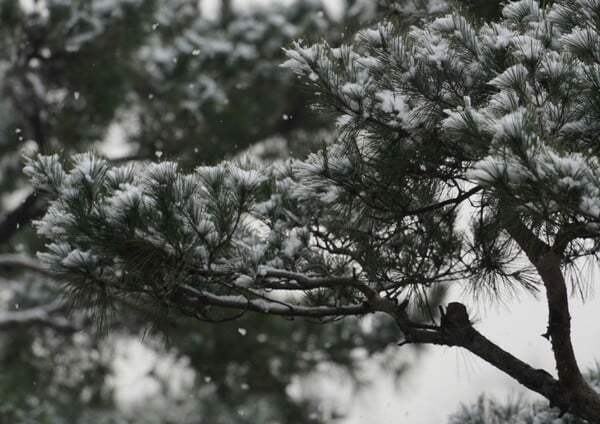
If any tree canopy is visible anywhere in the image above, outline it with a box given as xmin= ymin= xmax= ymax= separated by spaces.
xmin=21 ymin=0 xmax=600 ymax=421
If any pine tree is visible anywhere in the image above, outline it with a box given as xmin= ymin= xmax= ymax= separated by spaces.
xmin=26 ymin=0 xmax=600 ymax=420
xmin=0 ymin=1 xmax=428 ymax=421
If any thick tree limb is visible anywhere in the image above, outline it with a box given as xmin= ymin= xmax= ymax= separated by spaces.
xmin=261 ymin=269 xmax=356 ymax=287
xmin=501 ymin=214 xmax=550 ymax=263
xmin=370 ymin=298 xmax=600 ymax=421
xmin=535 ymin=252 xmax=586 ymax=388
xmin=5 ymin=71 xmax=49 ymax=152
xmin=503 ymin=215 xmax=586 ymax=390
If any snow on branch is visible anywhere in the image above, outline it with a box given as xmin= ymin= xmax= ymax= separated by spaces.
xmin=19 ymin=0 xmax=600 ymax=383
xmin=178 ymin=284 xmax=370 ymax=319
xmin=0 ymin=301 xmax=74 ymax=332
xmin=0 ymin=253 xmax=52 ymax=276
xmin=27 ymin=0 xmax=600 ymax=318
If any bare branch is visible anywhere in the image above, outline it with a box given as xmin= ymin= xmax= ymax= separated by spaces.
xmin=404 ymin=185 xmax=483 ymax=216
xmin=553 ymin=223 xmax=600 ymax=254
xmin=0 ymin=253 xmax=52 ymax=276
xmin=501 ymin=212 xmax=590 ymax=395
xmin=0 ymin=301 xmax=75 ymax=332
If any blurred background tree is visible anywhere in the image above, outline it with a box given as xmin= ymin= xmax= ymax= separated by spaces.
xmin=0 ymin=0 xmax=500 ymax=422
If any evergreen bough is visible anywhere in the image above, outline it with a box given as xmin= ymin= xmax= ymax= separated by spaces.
xmin=27 ymin=0 xmax=600 ymax=420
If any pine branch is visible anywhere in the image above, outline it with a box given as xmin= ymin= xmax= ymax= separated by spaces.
xmin=178 ymin=284 xmax=371 ymax=319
